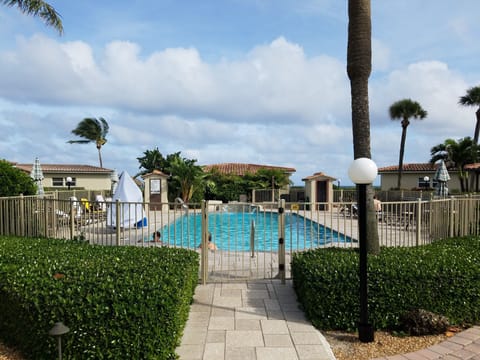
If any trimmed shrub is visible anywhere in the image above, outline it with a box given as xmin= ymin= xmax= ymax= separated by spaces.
xmin=292 ymin=237 xmax=480 ymax=332
xmin=0 ymin=237 xmax=199 ymax=359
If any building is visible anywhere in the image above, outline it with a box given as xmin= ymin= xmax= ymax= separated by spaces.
xmin=13 ymin=162 xmax=114 ymax=191
xmin=302 ymin=172 xmax=337 ymax=210
xmin=378 ymin=163 xmax=461 ymax=192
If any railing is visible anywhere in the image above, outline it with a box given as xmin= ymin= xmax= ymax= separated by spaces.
xmin=2 ymin=195 xmax=480 ymax=281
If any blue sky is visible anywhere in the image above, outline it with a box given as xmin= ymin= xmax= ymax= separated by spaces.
xmin=1 ymin=0 xmax=479 ymax=186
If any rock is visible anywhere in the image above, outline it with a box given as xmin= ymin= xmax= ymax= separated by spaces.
xmin=400 ymin=308 xmax=450 ymax=336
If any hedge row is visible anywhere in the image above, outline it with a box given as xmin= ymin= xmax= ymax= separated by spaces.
xmin=0 ymin=237 xmax=199 ymax=359
xmin=291 ymin=237 xmax=480 ymax=332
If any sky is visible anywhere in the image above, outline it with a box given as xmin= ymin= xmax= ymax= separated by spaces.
xmin=0 ymin=0 xmax=479 ymax=186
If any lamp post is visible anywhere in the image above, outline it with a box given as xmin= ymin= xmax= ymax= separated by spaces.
xmin=65 ymin=177 xmax=72 ymax=190
xmin=348 ymin=157 xmax=378 ymax=343
xmin=423 ymin=176 xmax=430 ymax=189
xmin=49 ymin=322 xmax=70 ymax=360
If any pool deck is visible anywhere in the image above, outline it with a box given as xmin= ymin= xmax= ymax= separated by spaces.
xmin=177 ymin=279 xmax=480 ymax=360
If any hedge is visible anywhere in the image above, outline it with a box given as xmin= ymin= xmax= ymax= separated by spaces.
xmin=0 ymin=237 xmax=199 ymax=359
xmin=291 ymin=237 xmax=480 ymax=332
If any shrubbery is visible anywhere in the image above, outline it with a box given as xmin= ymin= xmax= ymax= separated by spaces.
xmin=0 ymin=160 xmax=36 ymax=196
xmin=0 ymin=237 xmax=199 ymax=359
xmin=291 ymin=237 xmax=480 ymax=333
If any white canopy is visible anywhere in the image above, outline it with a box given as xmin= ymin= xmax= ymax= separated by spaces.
xmin=107 ymin=171 xmax=147 ymax=228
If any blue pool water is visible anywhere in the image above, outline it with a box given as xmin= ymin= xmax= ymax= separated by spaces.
xmin=160 ymin=212 xmax=352 ymax=251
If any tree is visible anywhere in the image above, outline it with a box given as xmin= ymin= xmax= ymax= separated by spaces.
xmin=68 ymin=117 xmax=109 ymax=168
xmin=459 ymin=86 xmax=480 ymax=144
xmin=389 ymin=99 xmax=427 ymax=189
xmin=167 ymin=156 xmax=204 ymax=203
xmin=2 ymin=0 xmax=63 ymax=34
xmin=430 ymin=137 xmax=480 ymax=192
xmin=0 ymin=160 xmax=36 ymax=196
xmin=346 ymin=0 xmax=379 ymax=254
xmin=135 ymin=147 xmax=167 ymax=178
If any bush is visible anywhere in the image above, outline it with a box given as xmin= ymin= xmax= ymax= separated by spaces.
xmin=0 ymin=160 xmax=36 ymax=196
xmin=0 ymin=237 xmax=199 ymax=359
xmin=292 ymin=237 xmax=480 ymax=332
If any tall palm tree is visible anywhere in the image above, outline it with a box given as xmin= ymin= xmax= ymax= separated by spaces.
xmin=347 ymin=0 xmax=379 ymax=254
xmin=459 ymin=86 xmax=480 ymax=144
xmin=68 ymin=117 xmax=109 ymax=168
xmin=2 ymin=0 xmax=63 ymax=34
xmin=389 ymin=99 xmax=427 ymax=189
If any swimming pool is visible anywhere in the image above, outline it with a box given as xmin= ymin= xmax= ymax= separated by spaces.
xmin=159 ymin=211 xmax=352 ymax=251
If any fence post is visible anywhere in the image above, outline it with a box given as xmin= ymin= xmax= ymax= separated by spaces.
xmin=69 ymin=198 xmax=75 ymax=240
xmin=449 ymin=197 xmax=455 ymax=238
xmin=416 ymin=198 xmax=422 ymax=246
xmin=19 ymin=194 xmax=25 ymax=237
xmin=115 ymin=200 xmax=121 ymax=246
xmin=278 ymin=199 xmax=286 ymax=284
xmin=201 ymin=200 xmax=209 ymax=285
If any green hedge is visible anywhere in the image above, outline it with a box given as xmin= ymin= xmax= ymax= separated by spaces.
xmin=0 ymin=237 xmax=199 ymax=359
xmin=291 ymin=237 xmax=480 ymax=332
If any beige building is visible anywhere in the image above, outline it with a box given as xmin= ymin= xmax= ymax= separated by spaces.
xmin=302 ymin=172 xmax=336 ymax=210
xmin=378 ymin=163 xmax=461 ymax=192
xmin=13 ymin=162 xmax=114 ymax=191
xmin=142 ymin=170 xmax=169 ymax=211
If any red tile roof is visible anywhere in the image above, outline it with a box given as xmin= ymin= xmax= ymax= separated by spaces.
xmin=203 ymin=163 xmax=295 ymax=176
xmin=13 ymin=163 xmax=112 ymax=174
xmin=302 ymin=172 xmax=336 ymax=181
xmin=378 ymin=163 xmax=438 ymax=172
xmin=465 ymin=163 xmax=480 ymax=170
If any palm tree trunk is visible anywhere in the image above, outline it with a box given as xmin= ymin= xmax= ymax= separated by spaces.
xmin=397 ymin=125 xmax=408 ymax=189
xmin=97 ymin=147 xmax=103 ymax=168
xmin=474 ymin=108 xmax=480 ymax=145
xmin=347 ymin=0 xmax=379 ymax=255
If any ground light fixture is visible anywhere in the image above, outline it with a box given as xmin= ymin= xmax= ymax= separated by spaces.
xmin=48 ymin=321 xmax=70 ymax=360
xmin=348 ymin=157 xmax=378 ymax=343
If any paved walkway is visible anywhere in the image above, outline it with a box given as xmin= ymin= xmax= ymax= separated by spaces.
xmin=176 ymin=279 xmax=336 ymax=360
xmin=177 ymin=280 xmax=480 ymax=360
xmin=372 ymin=326 xmax=480 ymax=360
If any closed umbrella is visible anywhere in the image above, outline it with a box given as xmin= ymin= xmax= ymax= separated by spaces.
xmin=434 ymin=160 xmax=450 ymax=197
xmin=30 ymin=157 xmax=44 ymax=195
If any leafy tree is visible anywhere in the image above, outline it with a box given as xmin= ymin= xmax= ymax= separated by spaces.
xmin=167 ymin=156 xmax=204 ymax=203
xmin=459 ymin=86 xmax=480 ymax=144
xmin=346 ymin=0 xmax=379 ymax=254
xmin=389 ymin=99 xmax=427 ymax=189
xmin=430 ymin=137 xmax=480 ymax=192
xmin=68 ymin=117 xmax=109 ymax=168
xmin=0 ymin=160 xmax=36 ymax=196
xmin=2 ymin=0 xmax=63 ymax=34
xmin=135 ymin=147 xmax=167 ymax=178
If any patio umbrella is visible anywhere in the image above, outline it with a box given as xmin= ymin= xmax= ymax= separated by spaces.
xmin=434 ymin=160 xmax=450 ymax=197
xmin=30 ymin=157 xmax=44 ymax=195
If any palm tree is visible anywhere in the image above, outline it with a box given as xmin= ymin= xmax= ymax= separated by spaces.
xmin=68 ymin=117 xmax=109 ymax=168
xmin=430 ymin=137 xmax=480 ymax=192
xmin=459 ymin=86 xmax=480 ymax=144
xmin=389 ymin=99 xmax=427 ymax=189
xmin=2 ymin=0 xmax=63 ymax=34
xmin=347 ymin=0 xmax=379 ymax=254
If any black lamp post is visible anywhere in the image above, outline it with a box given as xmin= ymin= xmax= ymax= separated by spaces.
xmin=423 ymin=176 xmax=430 ymax=189
xmin=66 ymin=176 xmax=72 ymax=190
xmin=348 ymin=157 xmax=378 ymax=343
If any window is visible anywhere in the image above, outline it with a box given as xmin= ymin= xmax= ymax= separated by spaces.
xmin=52 ymin=177 xmax=64 ymax=186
